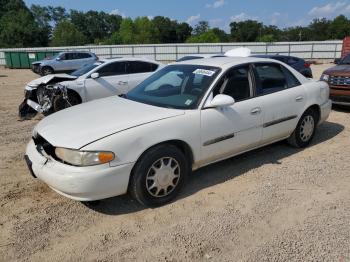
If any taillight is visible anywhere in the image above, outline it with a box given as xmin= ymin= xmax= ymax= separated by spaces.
xmin=304 ymin=63 xmax=311 ymax=68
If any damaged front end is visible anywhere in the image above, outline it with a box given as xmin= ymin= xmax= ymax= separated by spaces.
xmin=19 ymin=74 xmax=78 ymax=120
xmin=19 ymin=84 xmax=72 ymax=120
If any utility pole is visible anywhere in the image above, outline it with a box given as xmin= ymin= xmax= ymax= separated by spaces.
xmin=299 ymin=30 xmax=302 ymax=41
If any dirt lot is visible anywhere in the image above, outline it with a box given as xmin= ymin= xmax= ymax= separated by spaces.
xmin=0 ymin=64 xmax=349 ymax=262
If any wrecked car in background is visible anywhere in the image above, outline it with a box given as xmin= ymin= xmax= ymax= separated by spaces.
xmin=32 ymin=51 xmax=98 ymax=76
xmin=19 ymin=58 xmax=164 ymax=119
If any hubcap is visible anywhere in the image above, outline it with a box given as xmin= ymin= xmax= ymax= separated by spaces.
xmin=300 ymin=115 xmax=314 ymax=142
xmin=146 ymin=157 xmax=180 ymax=198
xmin=43 ymin=69 xmax=51 ymax=75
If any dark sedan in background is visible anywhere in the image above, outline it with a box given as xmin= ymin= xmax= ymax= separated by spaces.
xmin=252 ymin=55 xmax=313 ymax=78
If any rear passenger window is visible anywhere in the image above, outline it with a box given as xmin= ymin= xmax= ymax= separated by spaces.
xmin=254 ymin=63 xmax=288 ymax=95
xmin=280 ymin=65 xmax=301 ymax=88
xmin=79 ymin=53 xmax=91 ymax=59
xmin=128 ymin=61 xmax=158 ymax=74
xmin=214 ymin=66 xmax=252 ymax=102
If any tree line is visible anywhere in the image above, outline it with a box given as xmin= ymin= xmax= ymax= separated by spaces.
xmin=1 ymin=0 xmax=350 ymax=48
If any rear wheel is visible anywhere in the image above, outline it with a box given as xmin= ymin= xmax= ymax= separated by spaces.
xmin=129 ymin=144 xmax=189 ymax=207
xmin=287 ymin=109 xmax=318 ymax=148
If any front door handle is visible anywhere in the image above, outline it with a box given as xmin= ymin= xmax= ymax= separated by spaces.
xmin=296 ymin=96 xmax=304 ymax=102
xmin=118 ymin=81 xmax=128 ymax=85
xmin=250 ymin=107 xmax=261 ymax=115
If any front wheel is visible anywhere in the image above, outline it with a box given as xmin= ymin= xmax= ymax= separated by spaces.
xmin=129 ymin=144 xmax=189 ymax=207
xmin=287 ymin=109 xmax=318 ymax=148
xmin=53 ymin=93 xmax=81 ymax=113
xmin=41 ymin=66 xmax=54 ymax=76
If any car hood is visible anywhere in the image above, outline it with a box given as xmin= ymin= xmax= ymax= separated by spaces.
xmin=324 ymin=64 xmax=350 ymax=76
xmin=27 ymin=74 xmax=78 ymax=88
xmin=34 ymin=97 xmax=185 ymax=149
xmin=32 ymin=60 xmax=47 ymax=65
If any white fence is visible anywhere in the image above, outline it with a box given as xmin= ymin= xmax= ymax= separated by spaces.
xmin=0 ymin=40 xmax=343 ymax=66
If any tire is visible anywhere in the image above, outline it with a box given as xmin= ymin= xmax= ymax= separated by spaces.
xmin=287 ymin=109 xmax=318 ymax=148
xmin=41 ymin=66 xmax=54 ymax=76
xmin=129 ymin=144 xmax=189 ymax=207
xmin=53 ymin=92 xmax=81 ymax=113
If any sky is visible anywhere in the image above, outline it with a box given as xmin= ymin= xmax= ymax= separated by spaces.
xmin=24 ymin=0 xmax=350 ymax=31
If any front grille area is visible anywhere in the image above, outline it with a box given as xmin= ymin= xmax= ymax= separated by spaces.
xmin=33 ymin=135 xmax=56 ymax=159
xmin=329 ymin=75 xmax=350 ymax=87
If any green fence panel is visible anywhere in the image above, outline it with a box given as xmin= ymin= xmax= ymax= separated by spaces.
xmin=5 ymin=52 xmax=12 ymax=68
xmin=19 ymin=52 xmax=30 ymax=68
xmin=4 ymin=51 xmax=61 ymax=69
xmin=10 ymin=53 xmax=21 ymax=68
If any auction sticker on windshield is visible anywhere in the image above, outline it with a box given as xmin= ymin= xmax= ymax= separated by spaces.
xmin=193 ymin=69 xmax=216 ymax=77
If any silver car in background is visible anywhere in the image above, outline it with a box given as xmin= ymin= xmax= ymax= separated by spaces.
xmin=32 ymin=51 xmax=98 ymax=76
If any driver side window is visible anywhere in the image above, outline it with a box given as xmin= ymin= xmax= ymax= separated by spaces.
xmin=97 ymin=62 xmax=127 ymax=77
xmin=59 ymin=53 xmax=67 ymax=60
xmin=214 ymin=65 xmax=252 ymax=102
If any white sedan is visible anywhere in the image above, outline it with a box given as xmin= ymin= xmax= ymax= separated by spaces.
xmin=20 ymin=58 xmax=163 ymax=118
xmin=25 ymin=57 xmax=332 ymax=206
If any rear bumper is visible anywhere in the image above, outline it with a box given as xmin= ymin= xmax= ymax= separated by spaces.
xmin=319 ymin=100 xmax=332 ymax=124
xmin=25 ymin=140 xmax=134 ymax=201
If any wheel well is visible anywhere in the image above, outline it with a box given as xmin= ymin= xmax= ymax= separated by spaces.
xmin=306 ymin=104 xmax=321 ymax=124
xmin=135 ymin=140 xmax=194 ymax=167
xmin=67 ymin=89 xmax=82 ymax=104
xmin=162 ymin=140 xmax=194 ymax=165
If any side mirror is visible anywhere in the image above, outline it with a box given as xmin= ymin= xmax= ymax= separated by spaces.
xmin=56 ymin=57 xmax=61 ymax=61
xmin=205 ymin=94 xmax=235 ymax=108
xmin=91 ymin=72 xmax=99 ymax=79
xmin=334 ymin=58 xmax=341 ymax=64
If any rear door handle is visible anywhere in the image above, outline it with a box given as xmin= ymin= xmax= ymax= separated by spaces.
xmin=296 ymin=96 xmax=304 ymax=102
xmin=250 ymin=107 xmax=261 ymax=115
xmin=118 ymin=81 xmax=128 ymax=85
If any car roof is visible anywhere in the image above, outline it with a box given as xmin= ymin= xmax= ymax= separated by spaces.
xmin=252 ymin=54 xmax=301 ymax=60
xmin=174 ymin=56 xmax=281 ymax=69
xmin=100 ymin=57 xmax=161 ymax=64
xmin=60 ymin=51 xmax=93 ymax=54
xmin=181 ymin=53 xmax=224 ymax=58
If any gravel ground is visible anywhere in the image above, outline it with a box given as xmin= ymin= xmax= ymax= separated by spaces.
xmin=0 ymin=64 xmax=349 ymax=262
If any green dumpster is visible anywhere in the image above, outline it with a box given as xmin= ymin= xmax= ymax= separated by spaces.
xmin=4 ymin=51 xmax=60 ymax=69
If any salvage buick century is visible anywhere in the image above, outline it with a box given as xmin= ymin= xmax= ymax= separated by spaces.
xmin=25 ymin=57 xmax=331 ymax=206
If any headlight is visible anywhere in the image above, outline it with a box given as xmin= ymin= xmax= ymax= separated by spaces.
xmin=55 ymin=148 xmax=115 ymax=166
xmin=320 ymin=74 xmax=329 ymax=82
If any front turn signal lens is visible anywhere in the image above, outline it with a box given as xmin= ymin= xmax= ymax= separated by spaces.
xmin=98 ymin=152 xmax=115 ymax=164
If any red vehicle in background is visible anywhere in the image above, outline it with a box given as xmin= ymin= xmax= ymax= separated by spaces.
xmin=320 ymin=37 xmax=350 ymax=107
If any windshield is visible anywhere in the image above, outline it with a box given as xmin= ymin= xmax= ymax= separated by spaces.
xmin=340 ymin=54 xmax=350 ymax=65
xmin=126 ymin=64 xmax=221 ymax=109
xmin=70 ymin=62 xmax=103 ymax=77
